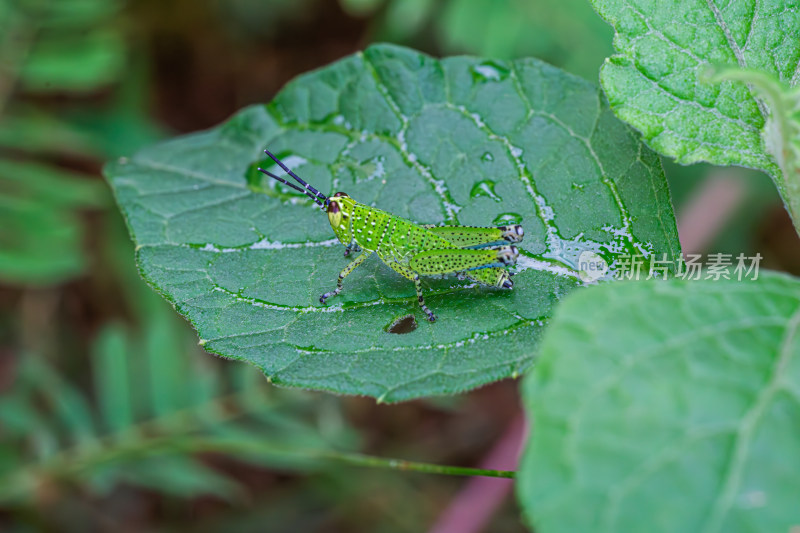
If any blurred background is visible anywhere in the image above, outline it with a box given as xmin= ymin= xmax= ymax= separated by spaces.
xmin=1 ymin=0 xmax=798 ymax=531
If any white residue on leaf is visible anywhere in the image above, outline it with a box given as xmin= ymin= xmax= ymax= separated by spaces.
xmin=212 ymin=285 xmax=346 ymax=314
xmin=516 ymin=254 xmax=579 ymax=279
xmin=197 ymin=238 xmax=339 ymax=253
xmin=249 ymin=238 xmax=339 ymax=250
xmin=541 ymin=235 xmax=607 ymax=269
xmin=539 ymin=204 xmax=555 ymax=223
xmin=280 ymin=155 xmax=307 ymax=169
xmin=515 ymin=219 xmax=660 ymax=283
xmin=332 ymin=114 xmax=352 ymax=129
xmin=356 ymin=156 xmax=387 ymax=184
xmin=602 ymin=224 xmax=628 ymax=238
xmin=367 ymin=157 xmax=385 ymax=181
xmin=601 ymin=223 xmax=653 ymax=257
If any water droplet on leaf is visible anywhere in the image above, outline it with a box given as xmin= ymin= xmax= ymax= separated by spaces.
xmin=470 ymin=180 xmax=501 ymax=202
xmin=470 ymin=61 xmax=510 ymax=83
xmin=493 ymin=212 xmax=523 ymax=226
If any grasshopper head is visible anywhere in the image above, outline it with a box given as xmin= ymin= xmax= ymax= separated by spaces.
xmin=327 ymin=192 xmax=356 ymax=243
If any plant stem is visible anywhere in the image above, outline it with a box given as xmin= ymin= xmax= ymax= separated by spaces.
xmin=708 ymin=67 xmax=800 ymax=235
xmin=307 ymin=450 xmax=515 ymax=479
xmin=0 ymin=397 xmax=515 ymax=503
xmin=52 ymin=436 xmax=516 ymax=480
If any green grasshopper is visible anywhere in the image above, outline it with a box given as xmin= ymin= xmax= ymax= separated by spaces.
xmin=258 ymin=149 xmax=523 ymax=322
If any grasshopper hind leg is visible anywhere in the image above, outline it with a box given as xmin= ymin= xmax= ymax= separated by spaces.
xmin=499 ymin=225 xmax=524 ymax=243
xmin=466 ymin=267 xmax=514 ymax=288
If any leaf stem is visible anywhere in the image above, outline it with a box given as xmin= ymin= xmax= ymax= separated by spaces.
xmin=56 ymin=436 xmax=517 ymax=479
xmin=707 ymin=67 xmax=800 ymax=235
xmin=0 ymin=390 xmax=514 ymax=503
xmin=0 ymin=436 xmax=514 ymax=503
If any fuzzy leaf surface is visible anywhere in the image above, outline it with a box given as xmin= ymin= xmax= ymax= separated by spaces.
xmin=518 ymin=273 xmax=800 ymax=532
xmin=593 ymin=0 xmax=799 ymax=177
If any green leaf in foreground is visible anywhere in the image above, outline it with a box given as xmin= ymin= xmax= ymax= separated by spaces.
xmin=105 ymin=44 xmax=680 ymax=401
xmin=592 ymin=0 xmax=799 ymax=195
xmin=518 ymin=273 xmax=800 ymax=533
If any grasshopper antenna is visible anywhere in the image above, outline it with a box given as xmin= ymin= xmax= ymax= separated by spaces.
xmin=263 ymin=149 xmax=329 ymax=207
xmin=257 ymin=167 xmax=325 ymax=208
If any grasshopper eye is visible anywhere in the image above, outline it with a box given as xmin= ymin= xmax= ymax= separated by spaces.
xmin=327 ymin=199 xmax=343 ymax=228
xmin=334 ymin=192 xmax=349 ymax=197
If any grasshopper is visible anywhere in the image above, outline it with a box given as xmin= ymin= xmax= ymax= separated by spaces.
xmin=258 ymin=149 xmax=523 ymax=322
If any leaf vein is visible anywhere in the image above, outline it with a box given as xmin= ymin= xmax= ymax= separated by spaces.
xmin=700 ymin=300 xmax=800 ymax=533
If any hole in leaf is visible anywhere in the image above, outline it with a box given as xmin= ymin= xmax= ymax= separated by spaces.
xmin=385 ymin=314 xmax=417 ymax=334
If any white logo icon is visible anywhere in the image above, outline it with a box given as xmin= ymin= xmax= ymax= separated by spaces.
xmin=577 ymin=251 xmax=608 ymax=282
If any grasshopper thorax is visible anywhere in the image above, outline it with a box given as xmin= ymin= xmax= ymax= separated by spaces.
xmin=327 ymin=192 xmax=355 ymax=244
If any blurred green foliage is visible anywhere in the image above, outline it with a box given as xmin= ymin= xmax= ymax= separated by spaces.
xmin=341 ymin=0 xmax=614 ymax=81
xmin=0 ymin=160 xmax=106 ymax=283
xmin=0 ymin=0 xmax=159 ymax=286
xmin=0 ymin=302 xmax=357 ymax=506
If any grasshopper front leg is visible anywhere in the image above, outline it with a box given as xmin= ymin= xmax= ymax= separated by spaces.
xmin=343 ymin=242 xmax=362 ymax=258
xmin=320 ymin=251 xmax=371 ymax=304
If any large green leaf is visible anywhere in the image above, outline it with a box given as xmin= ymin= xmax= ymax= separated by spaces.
xmin=105 ymin=44 xmax=680 ymax=401
xmin=592 ymin=0 xmax=798 ymax=175
xmin=518 ymin=273 xmax=800 ymax=532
